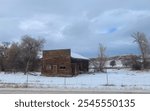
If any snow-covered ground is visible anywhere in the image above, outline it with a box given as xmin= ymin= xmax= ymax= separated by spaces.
xmin=0 ymin=69 xmax=150 ymax=90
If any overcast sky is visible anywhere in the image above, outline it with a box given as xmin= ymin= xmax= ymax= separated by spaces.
xmin=0 ymin=0 xmax=150 ymax=57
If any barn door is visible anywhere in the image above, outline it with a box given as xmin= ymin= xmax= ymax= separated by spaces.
xmin=71 ymin=63 xmax=78 ymax=75
xmin=53 ymin=65 xmax=57 ymax=74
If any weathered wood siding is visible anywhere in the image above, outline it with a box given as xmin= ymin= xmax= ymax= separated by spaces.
xmin=42 ymin=49 xmax=72 ymax=76
xmin=71 ymin=58 xmax=89 ymax=74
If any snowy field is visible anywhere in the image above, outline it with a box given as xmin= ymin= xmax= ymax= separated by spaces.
xmin=0 ymin=69 xmax=150 ymax=90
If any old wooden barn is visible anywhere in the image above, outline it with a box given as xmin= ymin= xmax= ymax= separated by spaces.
xmin=42 ymin=49 xmax=89 ymax=76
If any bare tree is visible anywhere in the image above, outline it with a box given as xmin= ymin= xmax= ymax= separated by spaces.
xmin=0 ymin=42 xmax=10 ymax=71
xmin=6 ymin=42 xmax=21 ymax=73
xmin=132 ymin=32 xmax=150 ymax=69
xmin=98 ymin=43 xmax=107 ymax=72
xmin=20 ymin=35 xmax=45 ymax=74
xmin=130 ymin=55 xmax=142 ymax=70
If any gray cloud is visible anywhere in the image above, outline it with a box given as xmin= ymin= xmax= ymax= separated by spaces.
xmin=0 ymin=0 xmax=150 ymax=57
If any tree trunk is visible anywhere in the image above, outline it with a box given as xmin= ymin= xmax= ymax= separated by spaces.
xmin=24 ymin=55 xmax=31 ymax=74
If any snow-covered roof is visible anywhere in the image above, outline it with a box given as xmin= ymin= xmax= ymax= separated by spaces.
xmin=71 ymin=52 xmax=89 ymax=60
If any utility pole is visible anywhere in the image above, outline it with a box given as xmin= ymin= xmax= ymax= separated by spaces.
xmin=26 ymin=73 xmax=29 ymax=88
xmin=106 ymin=72 xmax=109 ymax=86
xmin=64 ymin=77 xmax=67 ymax=88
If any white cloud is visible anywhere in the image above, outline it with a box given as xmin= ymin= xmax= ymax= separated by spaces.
xmin=19 ymin=20 xmax=47 ymax=31
xmin=18 ymin=14 xmax=67 ymax=42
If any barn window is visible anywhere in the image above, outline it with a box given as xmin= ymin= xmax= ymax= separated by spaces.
xmin=46 ymin=65 xmax=52 ymax=70
xmin=59 ymin=65 xmax=66 ymax=70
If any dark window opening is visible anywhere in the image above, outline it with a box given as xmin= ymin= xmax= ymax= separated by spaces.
xmin=59 ymin=65 xmax=66 ymax=70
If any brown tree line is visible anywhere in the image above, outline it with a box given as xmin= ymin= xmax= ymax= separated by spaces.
xmin=0 ymin=35 xmax=45 ymax=74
